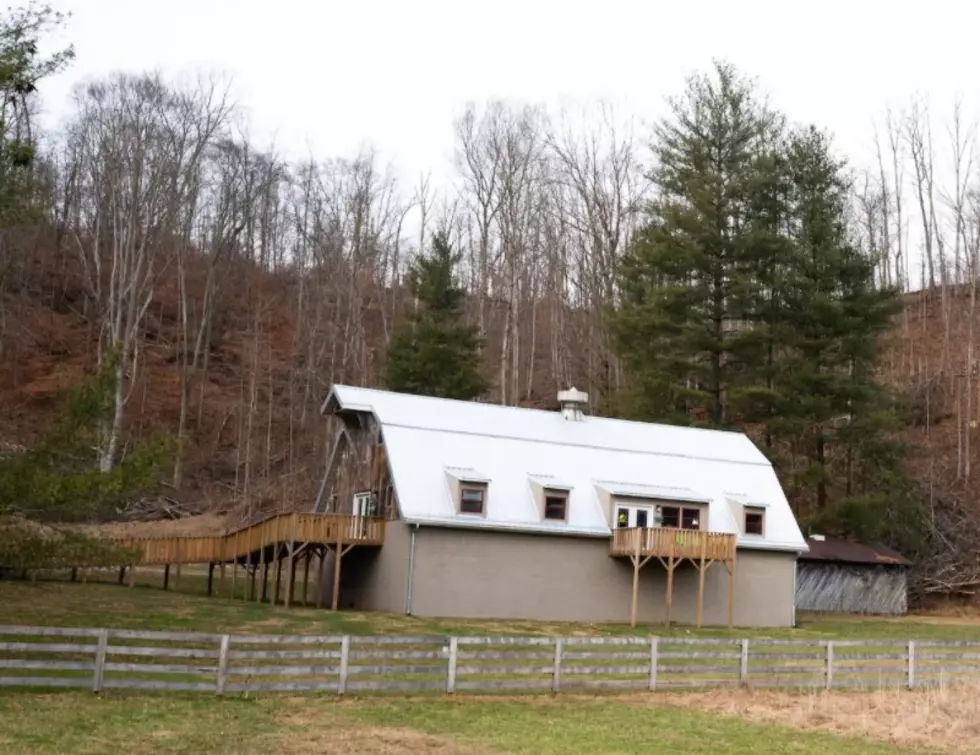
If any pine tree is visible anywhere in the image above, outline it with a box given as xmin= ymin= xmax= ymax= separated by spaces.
xmin=610 ymin=62 xmax=784 ymax=427
xmin=383 ymin=231 xmax=487 ymax=400
xmin=770 ymin=127 xmax=902 ymax=512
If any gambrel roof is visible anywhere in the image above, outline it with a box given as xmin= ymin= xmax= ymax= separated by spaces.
xmin=323 ymin=385 xmax=808 ymax=553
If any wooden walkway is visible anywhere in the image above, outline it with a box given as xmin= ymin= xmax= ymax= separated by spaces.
xmin=106 ymin=513 xmax=385 ymax=610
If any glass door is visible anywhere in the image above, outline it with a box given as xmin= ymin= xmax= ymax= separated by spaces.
xmin=615 ymin=504 xmax=654 ymax=528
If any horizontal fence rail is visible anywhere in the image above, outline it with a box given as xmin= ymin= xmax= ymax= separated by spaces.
xmin=1 ymin=626 xmax=979 ymax=695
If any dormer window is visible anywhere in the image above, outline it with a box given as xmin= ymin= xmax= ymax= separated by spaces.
xmin=459 ymin=483 xmax=487 ymax=515
xmin=543 ymin=490 xmax=568 ymax=521
xmin=744 ymin=506 xmax=765 ymax=536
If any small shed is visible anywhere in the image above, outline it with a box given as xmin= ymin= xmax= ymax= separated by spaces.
xmin=795 ymin=536 xmax=910 ymax=615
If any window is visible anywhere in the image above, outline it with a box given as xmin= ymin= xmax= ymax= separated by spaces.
xmin=543 ymin=490 xmax=568 ymax=521
xmin=744 ymin=507 xmax=765 ymax=536
xmin=659 ymin=505 xmax=703 ymax=530
xmin=459 ymin=484 xmax=486 ymax=515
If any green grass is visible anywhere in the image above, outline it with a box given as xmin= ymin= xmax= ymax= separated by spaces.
xmin=0 ymin=692 xmax=934 ymax=754
xmin=1 ymin=573 xmax=979 ymax=641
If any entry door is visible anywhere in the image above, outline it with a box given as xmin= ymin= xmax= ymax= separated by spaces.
xmin=351 ymin=492 xmax=375 ymax=538
xmin=615 ymin=504 xmax=654 ymax=528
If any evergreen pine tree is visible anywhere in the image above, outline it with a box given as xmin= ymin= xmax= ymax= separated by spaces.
xmin=383 ymin=231 xmax=486 ymax=400
xmin=610 ymin=62 xmax=783 ymax=427
xmin=770 ymin=127 xmax=902 ymax=512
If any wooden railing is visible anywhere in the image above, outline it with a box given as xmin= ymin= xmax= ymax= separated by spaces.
xmin=110 ymin=514 xmax=386 ymax=566
xmin=610 ymin=527 xmax=736 ymax=561
xmin=0 ymin=625 xmax=975 ymax=694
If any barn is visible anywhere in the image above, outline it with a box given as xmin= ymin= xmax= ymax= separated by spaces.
xmin=795 ymin=536 xmax=910 ymax=615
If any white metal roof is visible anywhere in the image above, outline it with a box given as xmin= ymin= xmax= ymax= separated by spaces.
xmin=324 ymin=385 xmax=808 ymax=552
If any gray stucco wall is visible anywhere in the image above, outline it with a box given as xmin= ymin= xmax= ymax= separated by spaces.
xmin=383 ymin=526 xmax=798 ymax=627
xmin=325 ymin=519 xmax=413 ymax=612
xmin=795 ymin=562 xmax=908 ymax=615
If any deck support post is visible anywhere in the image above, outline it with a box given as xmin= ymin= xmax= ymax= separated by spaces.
xmin=665 ymin=555 xmax=676 ymax=628
xmin=246 ymin=530 xmax=255 ymax=602
xmin=230 ymin=531 xmax=240 ymax=599
xmin=70 ymin=568 xmax=77 ymax=583
xmin=175 ymin=540 xmax=182 ymax=592
xmin=219 ymin=563 xmax=226 ymax=595
xmin=128 ymin=564 xmax=136 ymax=588
xmin=118 ymin=567 xmax=126 ymax=585
xmin=285 ymin=514 xmax=298 ymax=609
xmin=317 ymin=547 xmax=328 ymax=609
xmin=696 ymin=535 xmax=707 ymax=629
xmin=163 ymin=564 xmax=170 ymax=591
xmin=260 ymin=549 xmax=270 ymax=604
xmin=302 ymin=549 xmax=312 ymax=606
xmin=629 ymin=529 xmax=641 ymax=627
xmin=331 ymin=534 xmax=342 ymax=611
xmin=207 ymin=562 xmax=215 ymax=596
xmin=274 ymin=545 xmax=283 ymax=605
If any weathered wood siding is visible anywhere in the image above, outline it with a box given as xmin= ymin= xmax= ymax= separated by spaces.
xmin=795 ymin=562 xmax=907 ymax=615
xmin=317 ymin=411 xmax=397 ymax=520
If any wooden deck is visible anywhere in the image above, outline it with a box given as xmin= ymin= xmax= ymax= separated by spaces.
xmin=111 ymin=513 xmax=385 ymax=566
xmin=610 ymin=527 xmax=736 ymax=561
xmin=103 ymin=513 xmax=385 ymax=610
xmin=610 ymin=527 xmax=738 ymax=629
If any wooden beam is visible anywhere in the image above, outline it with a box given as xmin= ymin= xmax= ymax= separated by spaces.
xmin=285 ymin=514 xmax=298 ymax=609
xmin=331 ymin=529 xmax=343 ymax=611
xmin=128 ymin=564 xmax=136 ymax=588
xmin=230 ymin=532 xmax=239 ymax=599
xmin=302 ymin=550 xmax=311 ymax=606
xmin=274 ymin=544 xmax=283 ymax=605
xmin=317 ymin=548 xmax=328 ymax=609
xmin=219 ymin=563 xmax=226 ymax=595
xmin=118 ymin=567 xmax=126 ymax=585
xmin=665 ymin=555 xmax=675 ymax=628
xmin=70 ymin=568 xmax=77 ymax=583
xmin=175 ymin=540 xmax=182 ymax=591
xmin=696 ymin=534 xmax=707 ymax=629
xmin=207 ymin=562 xmax=215 ymax=596
xmin=287 ymin=549 xmax=298 ymax=609
xmin=163 ymin=564 xmax=170 ymax=591
xmin=260 ymin=549 xmax=270 ymax=604
xmin=246 ymin=529 xmax=255 ymax=602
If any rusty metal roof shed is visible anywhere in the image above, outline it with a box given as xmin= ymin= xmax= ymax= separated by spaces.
xmin=801 ymin=538 xmax=910 ymax=567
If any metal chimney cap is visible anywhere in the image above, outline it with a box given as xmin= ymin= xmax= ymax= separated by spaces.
xmin=557 ymin=387 xmax=589 ymax=405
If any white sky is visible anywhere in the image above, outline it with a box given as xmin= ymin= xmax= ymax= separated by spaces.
xmin=35 ymin=0 xmax=980 ymax=283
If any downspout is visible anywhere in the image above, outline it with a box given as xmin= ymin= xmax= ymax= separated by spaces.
xmin=791 ymin=555 xmax=799 ymax=627
xmin=405 ymin=523 xmax=419 ymax=615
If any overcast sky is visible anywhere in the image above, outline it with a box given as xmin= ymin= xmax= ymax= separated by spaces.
xmin=34 ymin=0 xmax=980 ymax=284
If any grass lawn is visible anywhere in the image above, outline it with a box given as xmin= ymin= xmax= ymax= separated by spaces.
xmin=0 ymin=692 xmax=936 ymax=754
xmin=1 ymin=572 xmax=980 ymax=641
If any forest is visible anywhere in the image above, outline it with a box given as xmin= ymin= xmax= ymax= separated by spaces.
xmin=0 ymin=5 xmax=978 ymax=599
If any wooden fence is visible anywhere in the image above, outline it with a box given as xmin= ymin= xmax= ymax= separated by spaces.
xmin=2 ymin=625 xmax=980 ymax=694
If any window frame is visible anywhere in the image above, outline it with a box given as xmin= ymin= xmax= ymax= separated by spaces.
xmin=744 ymin=506 xmax=765 ymax=536
xmin=459 ymin=483 xmax=487 ymax=516
xmin=542 ymin=489 xmax=569 ymax=522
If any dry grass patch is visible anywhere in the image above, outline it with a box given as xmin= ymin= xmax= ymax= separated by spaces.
xmin=676 ymin=684 xmax=980 ymax=752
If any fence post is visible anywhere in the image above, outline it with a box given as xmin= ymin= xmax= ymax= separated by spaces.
xmin=649 ymin=637 xmax=659 ymax=691
xmin=337 ymin=636 xmax=350 ymax=696
xmin=739 ymin=639 xmax=749 ymax=686
xmin=825 ymin=641 xmax=834 ymax=690
xmin=216 ymin=635 xmax=230 ymax=695
xmin=907 ymin=640 xmax=916 ymax=690
xmin=91 ymin=629 xmax=109 ymax=694
xmin=446 ymin=637 xmax=458 ymax=695
xmin=552 ymin=638 xmax=563 ymax=693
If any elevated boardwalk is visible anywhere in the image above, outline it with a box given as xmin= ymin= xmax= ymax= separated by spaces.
xmin=106 ymin=513 xmax=385 ymax=610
